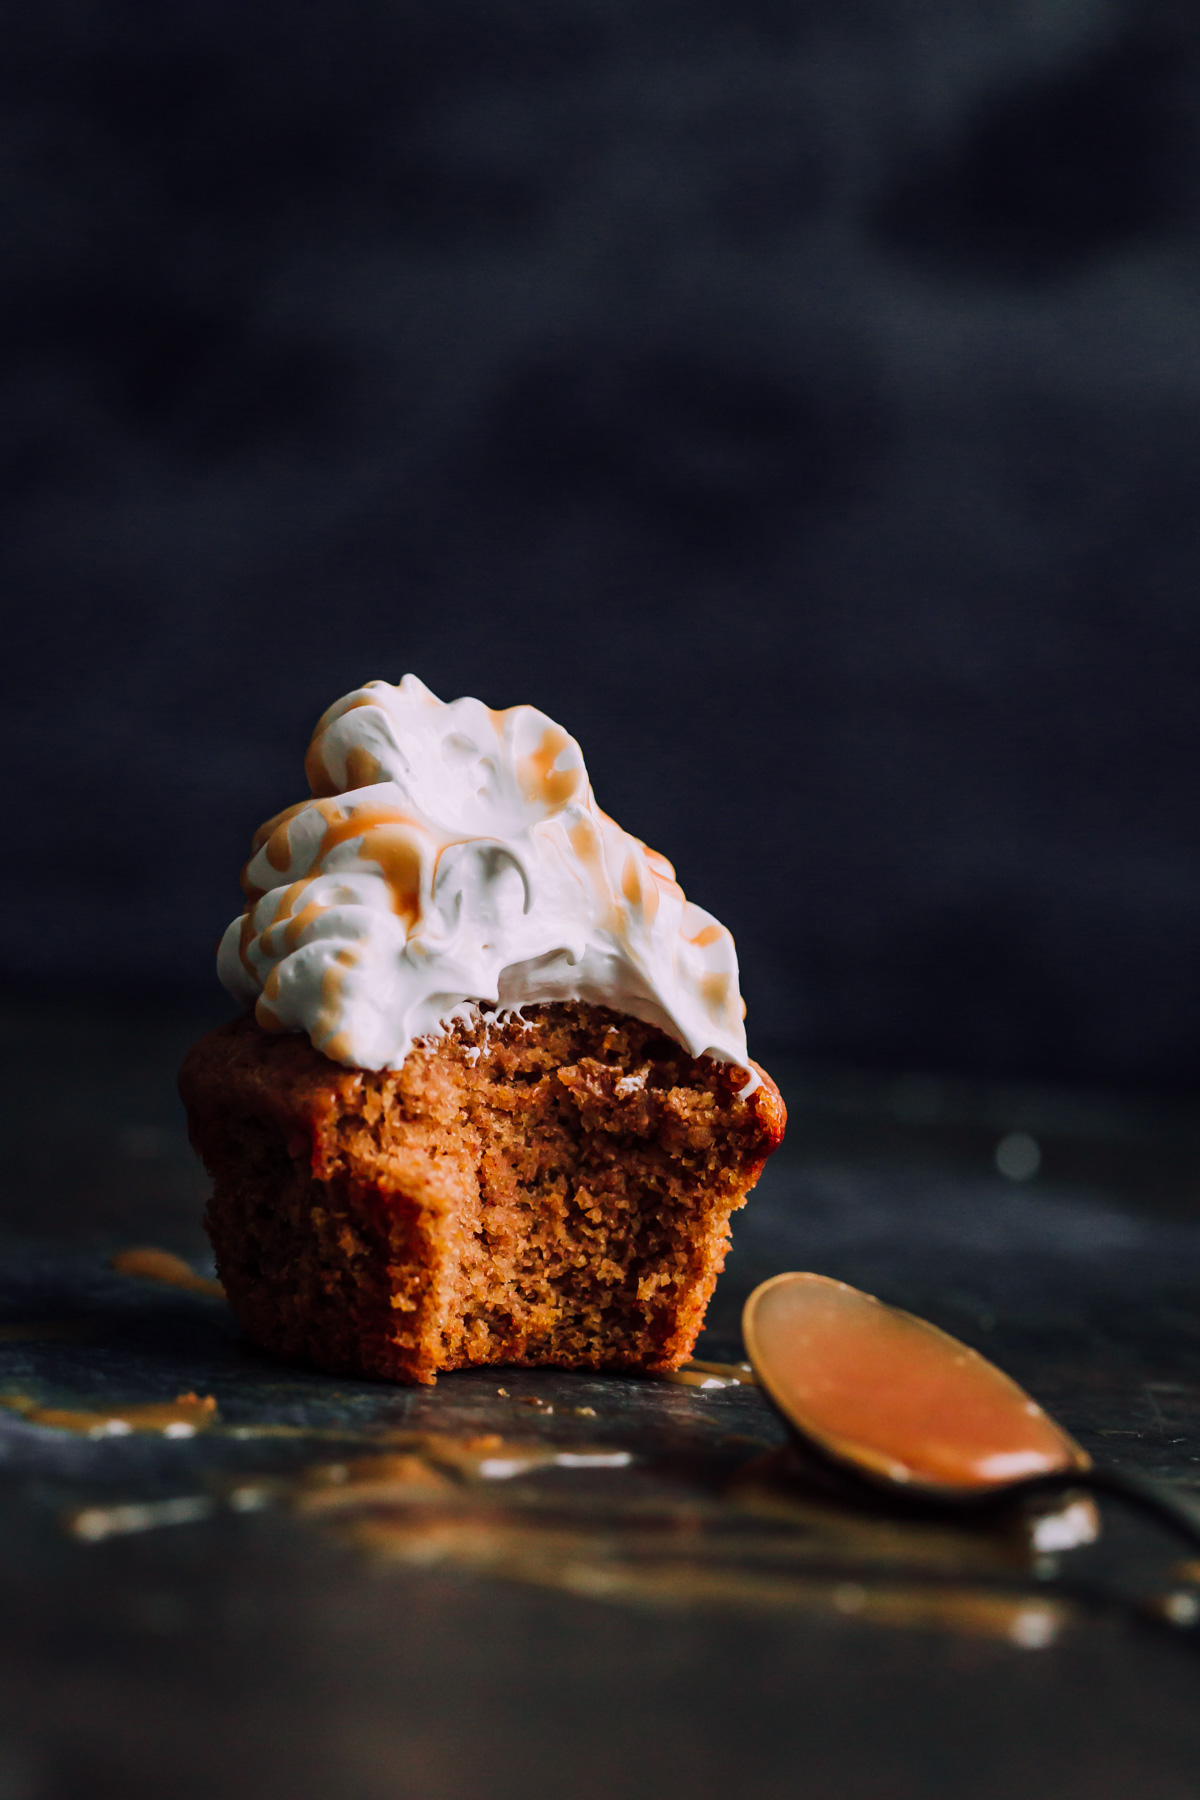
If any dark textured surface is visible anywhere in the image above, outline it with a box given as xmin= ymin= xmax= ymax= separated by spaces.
xmin=6 ymin=1 xmax=1200 ymax=1084
xmin=3 ymin=997 xmax=1200 ymax=1798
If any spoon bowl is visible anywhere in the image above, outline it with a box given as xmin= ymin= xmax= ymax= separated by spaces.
xmin=742 ymin=1271 xmax=1090 ymax=1500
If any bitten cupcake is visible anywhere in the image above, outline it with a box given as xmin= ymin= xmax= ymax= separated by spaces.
xmin=180 ymin=676 xmax=785 ymax=1385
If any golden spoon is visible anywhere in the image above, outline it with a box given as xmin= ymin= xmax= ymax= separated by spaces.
xmin=743 ymin=1271 xmax=1200 ymax=1552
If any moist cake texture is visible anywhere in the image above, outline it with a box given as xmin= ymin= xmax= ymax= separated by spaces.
xmin=181 ymin=1002 xmax=785 ymax=1385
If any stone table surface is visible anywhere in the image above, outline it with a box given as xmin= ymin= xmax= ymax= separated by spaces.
xmin=3 ymin=995 xmax=1200 ymax=1800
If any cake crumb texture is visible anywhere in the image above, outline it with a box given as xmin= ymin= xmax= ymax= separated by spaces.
xmin=179 ymin=1004 xmax=785 ymax=1385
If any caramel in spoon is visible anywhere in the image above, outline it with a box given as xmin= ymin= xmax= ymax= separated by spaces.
xmin=743 ymin=1271 xmax=1090 ymax=1497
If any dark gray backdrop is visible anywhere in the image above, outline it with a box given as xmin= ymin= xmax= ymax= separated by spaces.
xmin=6 ymin=0 xmax=1200 ymax=1086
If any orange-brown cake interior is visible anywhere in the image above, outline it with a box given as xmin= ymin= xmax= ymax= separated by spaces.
xmin=181 ymin=1003 xmax=784 ymax=1386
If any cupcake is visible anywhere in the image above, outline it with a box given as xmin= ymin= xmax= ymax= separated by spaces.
xmin=180 ymin=676 xmax=785 ymax=1384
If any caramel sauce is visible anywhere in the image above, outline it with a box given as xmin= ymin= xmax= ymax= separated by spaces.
xmin=265 ymin=824 xmax=294 ymax=875
xmin=561 ymin=815 xmax=621 ymax=933
xmin=109 ymin=1247 xmax=225 ymax=1300
xmin=628 ymin=837 xmax=687 ymax=937
xmin=233 ymin=707 xmax=724 ymax=1053
xmin=60 ymin=1454 xmax=1075 ymax=1641
xmin=658 ymin=1360 xmax=757 ymax=1390
xmin=314 ymin=950 xmax=357 ymax=1053
xmin=342 ymin=1509 xmax=1068 ymax=1643
xmin=283 ymin=800 xmax=424 ymax=926
xmin=237 ymin=908 xmax=260 ymax=976
xmin=293 ymin=1452 xmax=454 ymax=1514
xmin=305 ymin=743 xmax=339 ymax=798
xmin=257 ymin=878 xmax=310 ymax=953
xmin=620 ymin=852 xmax=661 ymax=925
xmin=68 ymin=1495 xmax=214 ymax=1541
xmin=0 ymin=1391 xmax=217 ymax=1439
xmin=238 ymin=798 xmax=429 ymax=1004
xmin=700 ymin=971 xmax=733 ymax=1013
xmin=642 ymin=843 xmax=676 ymax=882
xmin=687 ymin=923 xmax=725 ymax=950
xmin=54 ymin=1410 xmax=1073 ymax=1643
xmin=282 ymin=895 xmax=331 ymax=953
xmin=338 ymin=816 xmax=421 ymax=922
xmin=687 ymin=1359 xmax=758 ymax=1384
xmin=260 ymin=805 xmax=307 ymax=872
xmin=251 ymin=799 xmax=309 ymax=855
xmin=659 ymin=1370 xmax=740 ymax=1390
xmin=518 ymin=725 xmax=583 ymax=808
xmin=744 ymin=1273 xmax=1087 ymax=1494
xmin=304 ymin=692 xmax=382 ymax=799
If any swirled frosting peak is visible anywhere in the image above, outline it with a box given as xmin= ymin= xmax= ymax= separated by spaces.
xmin=217 ymin=675 xmax=751 ymax=1074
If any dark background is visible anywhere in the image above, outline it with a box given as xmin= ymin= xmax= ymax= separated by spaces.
xmin=6 ymin=0 xmax=1200 ymax=1088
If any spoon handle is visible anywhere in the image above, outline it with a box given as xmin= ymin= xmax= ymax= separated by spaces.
xmin=1061 ymin=1464 xmax=1200 ymax=1555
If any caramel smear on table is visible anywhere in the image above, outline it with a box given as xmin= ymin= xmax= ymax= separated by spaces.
xmin=109 ymin=1247 xmax=225 ymax=1300
xmin=658 ymin=1360 xmax=758 ymax=1390
xmin=292 ymin=1452 xmax=457 ymax=1514
xmin=345 ymin=1506 xmax=1068 ymax=1645
xmin=68 ymin=1496 xmax=215 ymax=1541
xmin=0 ymin=1391 xmax=218 ymax=1439
xmin=57 ymin=1425 xmax=1077 ymax=1645
xmin=61 ymin=1433 xmax=635 ymax=1535
xmin=212 ymin=1424 xmax=633 ymax=1476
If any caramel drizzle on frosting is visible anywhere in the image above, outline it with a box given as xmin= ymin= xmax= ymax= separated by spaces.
xmin=304 ymin=694 xmax=383 ymax=799
xmin=220 ymin=676 xmax=752 ymax=1076
xmin=518 ymin=725 xmax=583 ymax=809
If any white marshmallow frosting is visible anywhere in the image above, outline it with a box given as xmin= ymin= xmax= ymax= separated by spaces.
xmin=218 ymin=675 xmax=752 ymax=1077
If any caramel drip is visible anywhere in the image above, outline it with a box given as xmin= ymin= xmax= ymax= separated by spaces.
xmin=568 ymin=816 xmax=618 ymax=928
xmin=346 ymin=820 xmax=421 ymax=923
xmin=643 ymin=844 xmax=676 ymax=882
xmin=686 ymin=1358 xmax=757 ymax=1383
xmin=254 ymin=963 xmax=285 ymax=1031
xmin=637 ymin=838 xmax=685 ymax=912
xmin=236 ymin=800 xmax=430 ymax=1015
xmin=110 ymin=1248 xmax=225 ymax=1300
xmin=273 ymin=806 xmax=423 ymax=936
xmin=0 ymin=1391 xmax=218 ymax=1438
xmin=620 ymin=851 xmax=661 ymax=925
xmin=344 ymin=745 xmax=382 ymax=790
xmin=285 ymin=897 xmax=330 ymax=952
xmin=258 ymin=802 xmax=312 ymax=878
xmin=252 ymin=800 xmax=308 ymax=858
xmin=258 ymin=879 xmax=309 ymax=952
xmin=292 ymin=1453 xmax=455 ymax=1514
xmin=701 ymin=971 xmax=733 ymax=1012
xmin=687 ymin=923 xmax=724 ymax=950
xmin=314 ymin=949 xmax=357 ymax=1051
xmin=519 ymin=726 xmax=582 ymax=808
xmin=305 ymin=696 xmax=382 ymax=798
xmin=305 ymin=741 xmax=340 ymax=799
xmin=657 ymin=1358 xmax=757 ymax=1389
xmin=238 ymin=909 xmax=260 ymax=977
xmin=265 ymin=825 xmax=294 ymax=873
